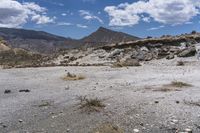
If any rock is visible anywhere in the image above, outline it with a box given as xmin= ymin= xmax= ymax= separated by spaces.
xmin=184 ymin=128 xmax=192 ymax=133
xmin=166 ymin=53 xmax=175 ymax=60
xmin=108 ymin=49 xmax=124 ymax=58
xmin=120 ymin=58 xmax=141 ymax=66
xmin=155 ymin=101 xmax=159 ymax=104
xmin=4 ymin=89 xmax=11 ymax=94
xmin=133 ymin=129 xmax=139 ymax=132
xmin=19 ymin=89 xmax=30 ymax=93
xmin=178 ymin=47 xmax=196 ymax=57
xmin=141 ymin=46 xmax=149 ymax=52
xmin=18 ymin=119 xmax=23 ymax=123
xmin=66 ymin=129 xmax=70 ymax=132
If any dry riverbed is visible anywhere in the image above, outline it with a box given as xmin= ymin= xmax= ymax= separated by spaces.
xmin=0 ymin=58 xmax=200 ymax=133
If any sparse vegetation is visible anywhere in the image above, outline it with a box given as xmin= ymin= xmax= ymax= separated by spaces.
xmin=184 ymin=100 xmax=200 ymax=107
xmin=78 ymin=96 xmax=105 ymax=112
xmin=92 ymin=123 xmax=124 ymax=133
xmin=38 ymin=101 xmax=51 ymax=107
xmin=62 ymin=72 xmax=85 ymax=81
xmin=170 ymin=81 xmax=192 ymax=88
xmin=153 ymin=87 xmax=180 ymax=92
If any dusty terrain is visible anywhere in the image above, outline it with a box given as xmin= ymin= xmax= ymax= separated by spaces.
xmin=0 ymin=57 xmax=200 ymax=133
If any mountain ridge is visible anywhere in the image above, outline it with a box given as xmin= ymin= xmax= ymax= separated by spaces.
xmin=0 ymin=27 xmax=140 ymax=54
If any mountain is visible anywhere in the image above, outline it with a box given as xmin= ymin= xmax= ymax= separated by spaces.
xmin=0 ymin=27 xmax=81 ymax=54
xmin=81 ymin=27 xmax=140 ymax=47
xmin=0 ymin=27 xmax=140 ymax=54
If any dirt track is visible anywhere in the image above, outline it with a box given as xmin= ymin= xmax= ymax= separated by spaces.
xmin=1 ymin=58 xmax=200 ymax=133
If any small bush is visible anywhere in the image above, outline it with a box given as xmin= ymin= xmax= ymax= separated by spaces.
xmin=62 ymin=72 xmax=85 ymax=81
xmin=93 ymin=123 xmax=124 ymax=133
xmin=78 ymin=96 xmax=105 ymax=112
xmin=170 ymin=81 xmax=192 ymax=88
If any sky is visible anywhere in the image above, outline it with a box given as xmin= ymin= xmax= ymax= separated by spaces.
xmin=0 ymin=0 xmax=200 ymax=39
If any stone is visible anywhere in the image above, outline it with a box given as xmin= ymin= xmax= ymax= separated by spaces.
xmin=178 ymin=47 xmax=196 ymax=57
xmin=184 ymin=128 xmax=192 ymax=133
xmin=166 ymin=53 xmax=175 ymax=60
xmin=4 ymin=89 xmax=11 ymax=94
xmin=133 ymin=129 xmax=139 ymax=132
xmin=19 ymin=89 xmax=30 ymax=93
xmin=18 ymin=119 xmax=23 ymax=123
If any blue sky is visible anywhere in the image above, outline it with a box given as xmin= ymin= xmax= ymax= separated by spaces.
xmin=1 ymin=0 xmax=200 ymax=39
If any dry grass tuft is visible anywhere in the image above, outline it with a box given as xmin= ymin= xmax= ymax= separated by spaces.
xmin=78 ymin=96 xmax=105 ymax=112
xmin=62 ymin=72 xmax=85 ymax=81
xmin=38 ymin=101 xmax=51 ymax=107
xmin=153 ymin=87 xmax=181 ymax=92
xmin=184 ymin=100 xmax=200 ymax=107
xmin=92 ymin=123 xmax=124 ymax=133
xmin=169 ymin=81 xmax=192 ymax=88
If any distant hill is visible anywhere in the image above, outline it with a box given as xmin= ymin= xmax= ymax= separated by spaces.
xmin=81 ymin=27 xmax=140 ymax=47
xmin=0 ymin=27 xmax=140 ymax=53
xmin=0 ymin=27 xmax=80 ymax=54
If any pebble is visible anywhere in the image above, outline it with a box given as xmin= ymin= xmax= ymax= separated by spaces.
xmin=19 ymin=89 xmax=30 ymax=93
xmin=184 ymin=128 xmax=192 ymax=133
xmin=4 ymin=89 xmax=11 ymax=94
xmin=18 ymin=119 xmax=23 ymax=123
xmin=133 ymin=129 xmax=139 ymax=132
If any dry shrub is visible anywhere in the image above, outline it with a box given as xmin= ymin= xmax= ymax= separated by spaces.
xmin=169 ymin=81 xmax=192 ymax=88
xmin=62 ymin=72 xmax=85 ymax=81
xmin=78 ymin=96 xmax=105 ymax=112
xmin=184 ymin=100 xmax=200 ymax=107
xmin=92 ymin=123 xmax=124 ymax=133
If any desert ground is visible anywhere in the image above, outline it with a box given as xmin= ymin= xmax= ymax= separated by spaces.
xmin=0 ymin=57 xmax=200 ymax=133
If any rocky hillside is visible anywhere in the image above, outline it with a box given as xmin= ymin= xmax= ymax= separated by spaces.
xmin=54 ymin=32 xmax=200 ymax=66
xmin=81 ymin=27 xmax=140 ymax=47
xmin=0 ymin=27 xmax=139 ymax=54
xmin=0 ymin=27 xmax=81 ymax=54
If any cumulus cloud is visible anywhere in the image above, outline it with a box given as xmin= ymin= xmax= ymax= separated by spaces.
xmin=0 ymin=0 xmax=54 ymax=28
xmin=104 ymin=0 xmax=200 ymax=27
xmin=79 ymin=10 xmax=103 ymax=24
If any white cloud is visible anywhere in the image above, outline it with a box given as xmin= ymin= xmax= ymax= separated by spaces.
xmin=82 ymin=0 xmax=96 ymax=3
xmin=57 ymin=22 xmax=73 ymax=26
xmin=61 ymin=13 xmax=67 ymax=16
xmin=0 ymin=0 xmax=54 ymax=28
xmin=147 ymin=25 xmax=165 ymax=31
xmin=76 ymin=24 xmax=88 ymax=28
xmin=79 ymin=10 xmax=103 ymax=24
xmin=31 ymin=15 xmax=55 ymax=24
xmin=105 ymin=0 xmax=200 ymax=27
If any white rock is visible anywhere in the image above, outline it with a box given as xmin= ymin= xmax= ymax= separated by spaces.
xmin=133 ymin=129 xmax=139 ymax=132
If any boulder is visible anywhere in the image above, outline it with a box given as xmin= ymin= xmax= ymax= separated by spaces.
xmin=178 ymin=47 xmax=196 ymax=57
xmin=120 ymin=58 xmax=141 ymax=66
xmin=166 ymin=53 xmax=175 ymax=60
xmin=108 ymin=49 xmax=124 ymax=58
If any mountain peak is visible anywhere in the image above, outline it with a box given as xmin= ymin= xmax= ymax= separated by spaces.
xmin=97 ymin=27 xmax=109 ymax=31
xmin=81 ymin=27 xmax=140 ymax=46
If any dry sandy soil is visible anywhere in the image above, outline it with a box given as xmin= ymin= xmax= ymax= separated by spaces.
xmin=0 ymin=57 xmax=200 ymax=133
